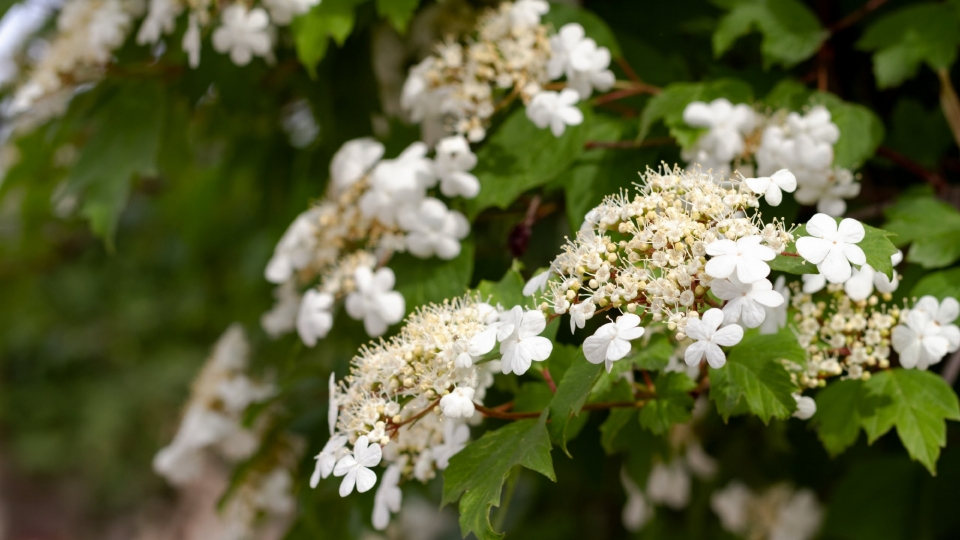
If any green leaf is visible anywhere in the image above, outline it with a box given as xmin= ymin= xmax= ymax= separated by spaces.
xmin=887 ymin=99 xmax=956 ymax=169
xmin=763 ymin=79 xmax=813 ymax=111
xmin=375 ymin=0 xmax=419 ymax=33
xmin=600 ymin=408 xmax=636 ymax=454
xmin=513 ymin=382 xmax=554 ymax=412
xmin=637 ymin=78 xmax=753 ymax=144
xmin=638 ymin=372 xmax=696 ymax=434
xmin=809 ymin=92 xmax=885 ymax=169
xmin=541 ymin=4 xmax=622 ymax=58
xmin=860 ymin=369 xmax=960 ymax=474
xmin=291 ymin=0 xmax=361 ymax=77
xmin=709 ymin=328 xmax=802 ymax=422
xmin=442 ymin=412 xmax=555 ymax=540
xmin=712 ymin=0 xmax=827 ymax=68
xmin=885 ymin=196 xmax=960 ymax=269
xmin=475 ymin=264 xmax=526 ymax=309
xmin=857 ymin=4 xmax=960 ymax=88
xmin=466 ymin=106 xmax=590 ymax=218
xmin=66 ymin=82 xmax=165 ymax=249
xmin=631 ymin=333 xmax=675 ymax=371
xmin=547 ymin=348 xmax=602 ymax=454
xmin=811 ymin=379 xmax=873 ymax=456
xmin=911 ymin=267 xmax=960 ymax=300
xmin=393 ymin=238 xmax=475 ymax=309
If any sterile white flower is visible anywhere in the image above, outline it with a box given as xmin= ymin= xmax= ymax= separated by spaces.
xmin=911 ymin=296 xmax=960 ymax=353
xmin=432 ymin=418 xmax=470 ymax=469
xmin=433 ymin=135 xmax=480 ymax=198
xmin=398 ymin=198 xmax=470 ymax=260
xmin=261 ymin=281 xmax=301 ymax=337
xmin=711 ymin=274 xmax=784 ymax=328
xmin=310 ymin=434 xmax=348 ymax=488
xmin=263 ymin=0 xmax=319 ymax=25
xmin=844 ymin=252 xmax=901 ymax=301
xmin=801 ymin=273 xmax=826 ymax=294
xmin=334 ymin=435 xmax=382 ymax=497
xmin=548 ymin=23 xmax=614 ymax=97
xmin=439 ymin=387 xmax=476 ymax=419
xmin=296 ymin=289 xmax=334 ymax=346
xmin=523 ymin=269 xmax=553 ymax=297
xmin=711 ymin=482 xmax=752 ymax=535
xmin=183 ymin=12 xmax=201 ymax=68
xmin=682 ymin=98 xmax=757 ymax=163
xmin=772 ymin=489 xmax=823 ymax=540
xmin=892 ymin=310 xmax=951 ymax=370
xmin=583 ymin=314 xmax=645 ymax=372
xmin=705 ymin=235 xmax=776 ymax=284
xmin=795 ymin=213 xmax=865 ymax=284
xmin=568 ymin=299 xmax=596 ymax=333
xmin=330 ymin=137 xmax=385 ymax=192
xmin=497 ymin=306 xmax=553 ymax=375
xmin=684 ymin=308 xmax=744 ymax=368
xmin=760 ymin=276 xmax=790 ymax=335
xmin=744 ymin=169 xmax=797 ymax=206
xmin=526 ymin=89 xmax=583 ymax=137
xmin=265 ymin=208 xmax=320 ymax=284
xmin=137 ymin=0 xmax=181 ymax=45
xmin=509 ymin=0 xmax=549 ymax=29
xmin=360 ymin=142 xmax=434 ymax=226
xmin=620 ymin=468 xmax=653 ymax=532
xmin=646 ymin=461 xmax=690 ymax=510
xmin=792 ymin=394 xmax=816 ymax=420
xmin=211 ymin=5 xmax=272 ymax=66
xmin=344 ymin=266 xmax=405 ymax=336
xmin=372 ymin=464 xmax=402 ymax=530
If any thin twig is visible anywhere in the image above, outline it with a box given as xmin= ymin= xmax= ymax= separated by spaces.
xmin=542 ymin=368 xmax=558 ymax=393
xmin=592 ymin=83 xmax=659 ymax=106
xmin=876 ymin=146 xmax=948 ymax=194
xmin=828 ymin=0 xmax=890 ymax=33
xmin=615 ymin=56 xmax=643 ymax=84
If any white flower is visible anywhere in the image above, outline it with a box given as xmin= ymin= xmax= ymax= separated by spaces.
xmin=844 ymin=251 xmax=901 ymax=301
xmin=310 ymin=434 xmax=348 ymax=488
xmin=497 ymin=306 xmax=553 ymax=375
xmin=523 ymin=269 xmax=553 ymax=297
xmin=795 ymin=168 xmax=861 ymax=217
xmin=801 ymin=273 xmax=826 ymax=294
xmin=526 ymin=89 xmax=583 ymax=137
xmin=509 ymin=0 xmax=549 ymax=29
xmin=265 ymin=208 xmax=319 ymax=284
xmin=372 ymin=464 xmax=402 ymax=530
xmin=892 ymin=310 xmax=951 ymax=370
xmin=711 ymin=482 xmax=752 ymax=535
xmin=568 ymin=299 xmax=596 ymax=333
xmin=620 ymin=468 xmax=652 ymax=532
xmin=744 ymin=169 xmax=797 ymax=206
xmin=344 ymin=266 xmax=405 ymax=336
xmin=683 ymin=308 xmax=744 ymax=369
xmin=330 ymin=137 xmax=384 ymax=192
xmin=760 ymin=276 xmax=790 ymax=335
xmin=646 ymin=461 xmax=690 ymax=510
xmin=711 ymin=275 xmax=784 ymax=328
xmin=439 ymin=387 xmax=476 ymax=419
xmin=296 ymin=289 xmax=334 ymax=346
xmin=153 ymin=406 xmax=236 ymax=485
xmin=795 ymin=213 xmax=865 ymax=284
xmin=432 ymin=418 xmax=470 ymax=469
xmin=183 ymin=13 xmax=201 ymax=68
xmin=682 ymin=98 xmax=756 ymax=163
xmin=547 ymin=23 xmax=614 ymax=97
xmin=333 ymin=435 xmax=382 ymax=497
xmin=261 ymin=281 xmax=301 ymax=337
xmin=137 ymin=0 xmax=182 ymax=45
xmin=772 ymin=489 xmax=823 ymax=540
xmin=360 ymin=142 xmax=434 ymax=227
xmin=211 ymin=5 xmax=272 ymax=66
xmin=792 ymin=394 xmax=816 ymax=420
xmin=263 ymin=0 xmax=319 ymax=25
xmin=705 ymin=235 xmax=776 ymax=284
xmin=911 ymin=296 xmax=960 ymax=353
xmin=583 ymin=314 xmax=645 ymax=372
xmin=398 ymin=198 xmax=470 ymax=260
xmin=433 ymin=135 xmax=480 ymax=198
xmin=328 ymin=373 xmax=338 ymax=436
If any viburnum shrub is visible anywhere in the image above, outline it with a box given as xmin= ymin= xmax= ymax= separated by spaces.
xmin=3 ymin=0 xmax=960 ymax=539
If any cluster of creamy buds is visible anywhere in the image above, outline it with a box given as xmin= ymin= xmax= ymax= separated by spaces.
xmin=711 ymin=482 xmax=823 ymax=540
xmin=310 ymin=296 xmax=553 ymax=530
xmin=528 ymin=165 xmax=794 ymax=372
xmin=682 ymin=99 xmax=858 ymax=216
xmin=620 ymin=399 xmax=719 ymax=532
xmin=261 ymin=135 xmax=479 ymax=345
xmin=401 ymin=0 xmax=614 ymax=142
xmin=153 ymin=324 xmax=276 ymax=486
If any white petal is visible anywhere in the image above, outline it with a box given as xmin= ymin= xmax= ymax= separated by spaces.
xmin=606 ymin=337 xmax=632 ymax=361
xmin=684 ymin=341 xmax=709 ymax=366
xmin=705 ymin=255 xmax=737 ymax=279
xmin=355 ymin=467 xmax=378 ymax=493
xmin=837 ymin=218 xmax=865 ymax=243
xmin=712 ymin=324 xmax=744 ymax=347
xmin=736 ymin=257 xmax=771 ymax=284
xmin=701 ymin=308 xmax=725 ymax=333
xmin=339 ymin=469 xmax=357 ymax=497
xmin=819 ymin=248 xmax=852 ymax=284
xmin=796 ymin=237 xmax=832 ymax=264
xmin=805 ymin=213 xmax=838 ymax=239
xmin=704 ymin=343 xmax=727 ymax=368
xmin=841 ymin=243 xmax=866 ymax=266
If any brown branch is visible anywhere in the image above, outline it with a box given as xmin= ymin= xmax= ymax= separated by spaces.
xmin=387 ymin=397 xmax=441 ymax=433
xmin=592 ymin=84 xmax=659 ymax=106
xmin=615 ymin=56 xmax=643 ymax=84
xmin=828 ymin=0 xmax=890 ymax=33
xmin=876 ymin=146 xmax=948 ymax=195
xmin=542 ymin=368 xmax=558 ymax=393
xmin=508 ymin=195 xmax=542 ymax=257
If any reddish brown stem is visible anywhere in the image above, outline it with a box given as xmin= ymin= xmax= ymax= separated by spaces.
xmin=387 ymin=397 xmax=441 ymax=432
xmin=876 ymin=146 xmax=948 ymax=195
xmin=542 ymin=368 xmax=558 ymax=393
xmin=615 ymin=56 xmax=643 ymax=84
xmin=641 ymin=370 xmax=654 ymax=391
xmin=592 ymin=84 xmax=659 ymax=106
xmin=828 ymin=0 xmax=890 ymax=33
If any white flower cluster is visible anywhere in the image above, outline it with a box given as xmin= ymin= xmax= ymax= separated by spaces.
xmin=892 ymin=296 xmax=960 ymax=370
xmin=711 ymin=482 xmax=823 ymax=540
xmin=218 ymin=463 xmax=299 ymax=540
xmin=153 ymin=324 xmax=277 ymax=486
xmin=401 ymin=0 xmax=614 ymax=141
xmin=310 ymin=295 xmax=554 ymax=530
xmin=262 ymin=135 xmax=479 ymax=346
xmin=530 ymin=165 xmax=795 ymax=371
xmin=682 ymin=99 xmax=859 ymax=216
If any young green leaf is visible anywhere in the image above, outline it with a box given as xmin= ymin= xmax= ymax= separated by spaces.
xmin=547 ymin=349 xmax=602 ymax=453
xmin=442 ymin=412 xmax=556 ymax=540
xmin=638 ymin=372 xmax=696 ymax=434
xmin=884 ymin=196 xmax=960 ymax=269
xmin=811 ymin=379 xmax=875 ymax=456
xmin=713 ymin=0 xmax=827 ymax=68
xmin=291 ymin=0 xmax=362 ymax=77
xmin=375 ymin=0 xmax=419 ymax=33
xmin=476 ymin=264 xmax=527 ymax=309
xmin=911 ymin=267 xmax=960 ymax=300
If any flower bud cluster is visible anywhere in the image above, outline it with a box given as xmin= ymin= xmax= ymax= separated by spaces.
xmin=682 ymin=99 xmax=858 ymax=216
xmin=401 ymin=0 xmax=615 ymax=141
xmin=262 ymin=136 xmax=478 ymax=345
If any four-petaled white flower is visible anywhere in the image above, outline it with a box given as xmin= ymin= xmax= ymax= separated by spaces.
xmin=372 ymin=464 xmax=402 ymax=530
xmin=526 ymin=89 xmax=583 ymax=137
xmin=795 ymin=213 xmax=865 ymax=284
xmin=705 ymin=235 xmax=776 ymax=284
xmin=792 ymin=394 xmax=816 ymax=420
xmin=497 ymin=306 xmax=553 ymax=375
xmin=744 ymin=169 xmax=797 ymax=206
xmin=583 ymin=314 xmax=646 ymax=372
xmin=296 ymin=289 xmax=334 ymax=346
xmin=433 ymin=135 xmax=480 ymax=199
xmin=398 ymin=198 xmax=470 ymax=260
xmin=439 ymin=387 xmax=476 ymax=419
xmin=333 ymin=435 xmax=382 ymax=497
xmin=547 ymin=23 xmax=614 ymax=98
xmin=646 ymin=461 xmax=691 ymax=510
xmin=683 ymin=308 xmax=744 ymax=368
xmin=360 ymin=142 xmax=434 ymax=227
xmin=345 ymin=266 xmax=405 ymax=336
xmin=309 ymin=434 xmax=348 ymax=488
xmin=911 ymin=296 xmax=960 ymax=353
xmin=432 ymin=418 xmax=470 ymax=469
xmin=211 ymin=5 xmax=272 ymax=66
xmin=569 ymin=299 xmax=596 ymax=333
xmin=891 ymin=310 xmax=951 ymax=370
xmin=711 ymin=275 xmax=784 ymax=328
xmin=844 ymin=250 xmax=902 ymax=301
xmin=330 ymin=137 xmax=384 ymax=192
xmin=682 ymin=98 xmax=756 ymax=163
xmin=759 ymin=276 xmax=790 ymax=335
